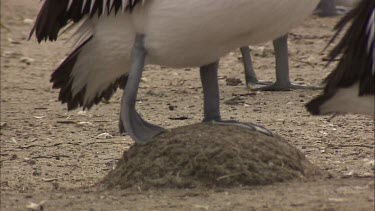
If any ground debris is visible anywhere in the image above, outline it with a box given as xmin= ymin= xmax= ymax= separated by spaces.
xmin=226 ymin=78 xmax=242 ymax=86
xmin=26 ymin=200 xmax=45 ymax=211
xmin=20 ymin=57 xmax=35 ymax=65
xmin=97 ymin=133 xmax=113 ymax=139
xmin=224 ymin=96 xmax=245 ymax=105
xmin=100 ymin=123 xmax=323 ymax=189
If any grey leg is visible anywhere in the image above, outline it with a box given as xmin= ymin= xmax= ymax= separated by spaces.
xmin=252 ymin=34 xmax=321 ymax=91
xmin=118 ymin=94 xmax=125 ymax=134
xmin=200 ymin=62 xmax=221 ymax=122
xmin=120 ymin=34 xmax=165 ymax=144
xmin=240 ymin=46 xmax=272 ymax=88
xmin=200 ymin=61 xmax=273 ymax=137
xmin=273 ymin=34 xmax=291 ymax=89
xmin=315 ymin=0 xmax=346 ymax=17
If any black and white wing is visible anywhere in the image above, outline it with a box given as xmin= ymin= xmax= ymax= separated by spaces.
xmin=30 ymin=0 xmax=143 ymax=42
xmin=306 ymin=0 xmax=375 ymax=116
xmin=30 ymin=0 xmax=144 ymax=110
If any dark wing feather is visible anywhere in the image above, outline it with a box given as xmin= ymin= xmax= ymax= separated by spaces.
xmin=30 ymin=0 xmax=143 ymax=42
xmin=50 ymin=35 xmax=128 ymax=110
xmin=306 ymin=0 xmax=375 ymax=115
xmin=324 ymin=0 xmax=375 ymax=96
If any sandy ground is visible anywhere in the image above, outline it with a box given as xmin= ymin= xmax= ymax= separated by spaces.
xmin=1 ymin=0 xmax=374 ymax=210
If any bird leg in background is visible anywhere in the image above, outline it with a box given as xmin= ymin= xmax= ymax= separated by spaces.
xmin=240 ymin=46 xmax=272 ymax=87
xmin=200 ymin=61 xmax=273 ymax=137
xmin=315 ymin=0 xmax=346 ymax=17
xmin=200 ymin=61 xmax=221 ymax=122
xmin=251 ymin=34 xmax=322 ymax=91
xmin=120 ymin=34 xmax=165 ymax=144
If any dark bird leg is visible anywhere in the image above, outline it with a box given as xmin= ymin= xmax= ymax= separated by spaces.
xmin=251 ymin=34 xmax=321 ymax=91
xmin=120 ymin=34 xmax=165 ymax=143
xmin=240 ymin=46 xmax=272 ymax=87
xmin=200 ymin=61 xmax=273 ymax=137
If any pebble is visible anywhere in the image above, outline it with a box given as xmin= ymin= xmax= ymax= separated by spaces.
xmin=20 ymin=57 xmax=35 ymax=65
xmin=26 ymin=201 xmax=45 ymax=211
xmin=255 ymin=46 xmax=266 ymax=57
xmin=10 ymin=154 xmax=18 ymax=160
xmin=363 ymin=159 xmax=375 ymax=168
xmin=328 ymin=198 xmax=345 ymax=202
xmin=23 ymin=18 xmax=34 ymax=25
xmin=226 ymin=77 xmax=242 ymax=86
xmin=168 ymin=105 xmax=177 ymax=111
xmin=77 ymin=111 xmax=87 ymax=116
xmin=97 ymin=133 xmax=113 ymax=139
xmin=141 ymin=77 xmax=148 ymax=82
xmin=2 ymin=51 xmax=22 ymax=58
xmin=25 ymin=159 xmax=36 ymax=165
xmin=343 ymin=170 xmax=355 ymax=177
xmin=295 ymin=78 xmax=305 ymax=82
xmin=77 ymin=121 xmax=94 ymax=127
xmin=0 ymin=122 xmax=7 ymax=128
xmin=8 ymin=38 xmax=21 ymax=44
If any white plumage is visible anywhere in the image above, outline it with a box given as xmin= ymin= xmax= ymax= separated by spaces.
xmin=318 ymin=83 xmax=375 ymax=116
xmin=366 ymin=9 xmax=375 ymax=74
xmin=32 ymin=0 xmax=321 ymax=142
xmin=69 ymin=0 xmax=319 ymax=105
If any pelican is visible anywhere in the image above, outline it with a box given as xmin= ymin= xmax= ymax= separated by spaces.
xmin=239 ymin=34 xmax=321 ymax=91
xmin=239 ymin=0 xmax=350 ymax=90
xmin=31 ymin=0 xmax=320 ymax=143
xmin=306 ymin=0 xmax=374 ymax=117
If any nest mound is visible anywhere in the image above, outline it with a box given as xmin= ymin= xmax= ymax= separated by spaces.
xmin=101 ymin=123 xmax=322 ymax=189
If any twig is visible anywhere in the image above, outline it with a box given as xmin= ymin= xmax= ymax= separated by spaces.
xmin=18 ymin=142 xmax=81 ymax=149
xmin=31 ymin=155 xmax=70 ymax=159
xmin=217 ymin=173 xmax=243 ymax=181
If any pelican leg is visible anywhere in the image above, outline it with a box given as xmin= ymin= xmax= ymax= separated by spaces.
xmin=252 ymin=34 xmax=321 ymax=91
xmin=118 ymin=95 xmax=125 ymax=134
xmin=240 ymin=46 xmax=272 ymax=88
xmin=315 ymin=0 xmax=346 ymax=17
xmin=120 ymin=34 xmax=165 ymax=144
xmin=200 ymin=61 xmax=273 ymax=137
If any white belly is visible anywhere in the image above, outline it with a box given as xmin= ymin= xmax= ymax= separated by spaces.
xmin=74 ymin=0 xmax=319 ymax=105
xmin=142 ymin=0 xmax=319 ymax=67
xmin=89 ymin=0 xmax=319 ymax=68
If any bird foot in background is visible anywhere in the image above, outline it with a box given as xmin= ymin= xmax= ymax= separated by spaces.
xmin=314 ymin=6 xmax=348 ymax=17
xmin=246 ymin=80 xmax=273 ymax=89
xmin=250 ymin=82 xmax=322 ymax=91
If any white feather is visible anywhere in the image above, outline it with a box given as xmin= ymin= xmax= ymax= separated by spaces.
xmin=68 ymin=0 xmax=319 ymax=106
xmin=110 ymin=0 xmax=115 ymax=10
xmin=82 ymin=0 xmax=88 ymax=13
xmin=103 ymin=0 xmax=106 ymax=14
xmin=122 ymin=0 xmax=127 ymax=13
xmin=71 ymin=20 xmax=94 ymax=48
xmin=366 ymin=9 xmax=375 ymax=74
xmin=67 ymin=0 xmax=74 ymax=11
xmin=90 ymin=0 xmax=96 ymax=14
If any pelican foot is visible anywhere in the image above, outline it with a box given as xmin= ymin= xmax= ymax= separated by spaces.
xmin=246 ymin=80 xmax=273 ymax=89
xmin=120 ymin=34 xmax=166 ymax=144
xmin=122 ymin=108 xmax=166 ymax=144
xmin=251 ymin=82 xmax=322 ymax=91
xmin=314 ymin=7 xmax=347 ymax=17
